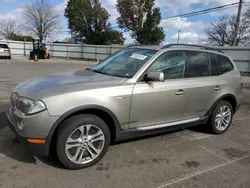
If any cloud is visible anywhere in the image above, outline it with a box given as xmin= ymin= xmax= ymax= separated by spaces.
xmin=55 ymin=0 xmax=69 ymax=14
xmin=170 ymin=31 xmax=206 ymax=44
xmin=0 ymin=7 xmax=23 ymax=21
xmin=0 ymin=0 xmax=16 ymax=2
xmin=161 ymin=17 xmax=208 ymax=30
xmin=160 ymin=17 xmax=208 ymax=44
xmin=101 ymin=0 xmax=119 ymax=23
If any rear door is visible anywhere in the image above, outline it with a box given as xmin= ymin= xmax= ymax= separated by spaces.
xmin=182 ymin=51 xmax=216 ymax=119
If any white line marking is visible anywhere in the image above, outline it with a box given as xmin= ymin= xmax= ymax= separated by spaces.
xmin=183 ymin=129 xmax=212 ymax=141
xmin=190 ymin=135 xmax=212 ymax=141
xmin=157 ymin=155 xmax=250 ymax=188
xmin=198 ymin=145 xmax=230 ymax=162
xmin=0 ymin=154 xmax=6 ymax=158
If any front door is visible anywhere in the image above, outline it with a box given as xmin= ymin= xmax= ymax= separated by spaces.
xmin=130 ymin=51 xmax=187 ymax=129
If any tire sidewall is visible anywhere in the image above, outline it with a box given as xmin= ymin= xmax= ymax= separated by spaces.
xmin=57 ymin=114 xmax=111 ymax=169
xmin=210 ymin=101 xmax=233 ymax=134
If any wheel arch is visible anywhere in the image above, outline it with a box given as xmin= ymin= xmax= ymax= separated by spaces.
xmin=205 ymin=94 xmax=237 ymax=118
xmin=46 ymin=105 xmax=122 ymax=156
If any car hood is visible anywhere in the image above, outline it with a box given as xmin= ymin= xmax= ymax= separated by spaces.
xmin=15 ymin=69 xmax=127 ymax=100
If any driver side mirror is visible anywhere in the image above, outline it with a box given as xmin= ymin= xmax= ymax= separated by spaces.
xmin=144 ymin=72 xmax=165 ymax=82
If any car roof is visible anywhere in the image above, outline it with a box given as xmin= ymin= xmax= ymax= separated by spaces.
xmin=126 ymin=45 xmax=161 ymax=51
xmin=161 ymin=44 xmax=224 ymax=53
xmin=125 ymin=43 xmax=233 ymax=63
xmin=126 ymin=43 xmax=225 ymax=54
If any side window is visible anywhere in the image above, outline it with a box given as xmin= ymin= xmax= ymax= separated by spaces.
xmin=148 ymin=51 xmax=185 ymax=80
xmin=185 ymin=52 xmax=210 ymax=78
xmin=217 ymin=55 xmax=234 ymax=74
xmin=210 ymin=54 xmax=220 ymax=76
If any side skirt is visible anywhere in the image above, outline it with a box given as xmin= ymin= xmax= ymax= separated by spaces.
xmin=115 ymin=116 xmax=208 ymax=142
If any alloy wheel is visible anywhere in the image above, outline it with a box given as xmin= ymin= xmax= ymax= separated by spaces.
xmin=215 ymin=105 xmax=232 ymax=131
xmin=65 ymin=124 xmax=105 ymax=164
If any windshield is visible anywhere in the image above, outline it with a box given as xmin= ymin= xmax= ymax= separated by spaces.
xmin=90 ymin=48 xmax=157 ymax=78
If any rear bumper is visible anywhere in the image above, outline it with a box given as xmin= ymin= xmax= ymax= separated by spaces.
xmin=0 ymin=53 xmax=11 ymax=57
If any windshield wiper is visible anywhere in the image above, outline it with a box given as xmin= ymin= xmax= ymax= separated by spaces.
xmin=86 ymin=68 xmax=130 ymax=78
xmin=86 ymin=68 xmax=106 ymax=75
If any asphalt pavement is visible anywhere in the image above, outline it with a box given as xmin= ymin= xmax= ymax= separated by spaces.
xmin=0 ymin=57 xmax=250 ymax=188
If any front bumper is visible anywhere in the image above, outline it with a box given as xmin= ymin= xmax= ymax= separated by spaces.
xmin=7 ymin=119 xmax=49 ymax=156
xmin=6 ymin=104 xmax=58 ymax=156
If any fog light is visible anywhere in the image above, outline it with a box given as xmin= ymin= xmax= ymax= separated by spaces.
xmin=17 ymin=120 xmax=24 ymax=131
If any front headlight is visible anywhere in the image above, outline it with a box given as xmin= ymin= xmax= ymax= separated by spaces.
xmin=16 ymin=97 xmax=46 ymax=115
xmin=10 ymin=92 xmax=18 ymax=107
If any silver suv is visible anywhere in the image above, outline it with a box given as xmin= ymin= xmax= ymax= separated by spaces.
xmin=7 ymin=44 xmax=243 ymax=169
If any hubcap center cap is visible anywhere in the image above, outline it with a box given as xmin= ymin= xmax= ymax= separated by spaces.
xmin=83 ymin=142 xmax=88 ymax=146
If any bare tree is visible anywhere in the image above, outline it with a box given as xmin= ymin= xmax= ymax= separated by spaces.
xmin=0 ymin=19 xmax=19 ymax=39
xmin=23 ymin=0 xmax=60 ymax=42
xmin=205 ymin=14 xmax=250 ymax=46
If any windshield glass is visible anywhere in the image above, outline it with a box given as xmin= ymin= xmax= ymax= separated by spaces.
xmin=90 ymin=48 xmax=157 ymax=78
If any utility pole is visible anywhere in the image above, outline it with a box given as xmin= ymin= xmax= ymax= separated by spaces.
xmin=233 ymin=0 xmax=243 ymax=46
xmin=177 ymin=30 xmax=181 ymax=44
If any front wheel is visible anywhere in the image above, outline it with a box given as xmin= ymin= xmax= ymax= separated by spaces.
xmin=209 ymin=100 xmax=233 ymax=134
xmin=56 ymin=114 xmax=110 ymax=169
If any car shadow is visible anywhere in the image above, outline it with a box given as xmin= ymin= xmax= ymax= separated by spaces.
xmin=0 ymin=103 xmax=37 ymax=164
xmin=186 ymin=124 xmax=211 ymax=134
xmin=0 ymin=103 xmax=66 ymax=169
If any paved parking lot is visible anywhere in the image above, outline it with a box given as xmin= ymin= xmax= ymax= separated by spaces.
xmin=0 ymin=57 xmax=250 ymax=188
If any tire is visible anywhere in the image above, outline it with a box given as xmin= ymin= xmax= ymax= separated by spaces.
xmin=56 ymin=114 xmax=110 ymax=169
xmin=209 ymin=100 xmax=233 ymax=134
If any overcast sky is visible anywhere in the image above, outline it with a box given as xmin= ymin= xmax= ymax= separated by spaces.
xmin=0 ymin=0 xmax=249 ymax=44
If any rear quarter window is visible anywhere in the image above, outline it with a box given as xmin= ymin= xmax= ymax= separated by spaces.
xmin=217 ymin=55 xmax=234 ymax=74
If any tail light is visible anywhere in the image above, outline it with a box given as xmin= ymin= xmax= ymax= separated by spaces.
xmin=4 ymin=49 xmax=10 ymax=52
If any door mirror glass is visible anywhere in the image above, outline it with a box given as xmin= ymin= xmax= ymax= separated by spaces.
xmin=145 ymin=72 xmax=165 ymax=82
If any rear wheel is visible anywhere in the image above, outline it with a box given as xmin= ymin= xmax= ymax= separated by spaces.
xmin=209 ymin=100 xmax=233 ymax=134
xmin=56 ymin=114 xmax=110 ymax=169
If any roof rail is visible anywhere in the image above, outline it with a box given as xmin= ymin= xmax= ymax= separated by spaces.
xmin=124 ymin=44 xmax=160 ymax=49
xmin=123 ymin=44 xmax=142 ymax=49
xmin=161 ymin=44 xmax=224 ymax=53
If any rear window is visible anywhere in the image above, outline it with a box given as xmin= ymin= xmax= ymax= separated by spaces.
xmin=217 ymin=55 xmax=234 ymax=74
xmin=0 ymin=44 xmax=9 ymax=48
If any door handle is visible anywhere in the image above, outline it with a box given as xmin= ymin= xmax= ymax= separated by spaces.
xmin=214 ymin=86 xmax=221 ymax=91
xmin=175 ymin=89 xmax=186 ymax=95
